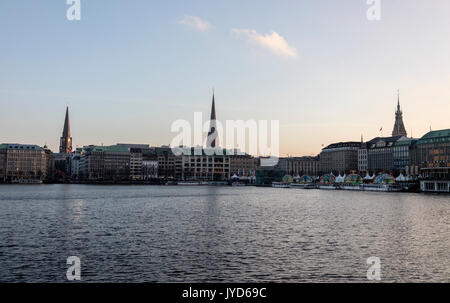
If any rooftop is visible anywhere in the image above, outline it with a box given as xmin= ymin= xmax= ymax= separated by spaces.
xmin=0 ymin=143 xmax=43 ymax=151
xmin=83 ymin=145 xmax=130 ymax=153
xmin=322 ymin=142 xmax=361 ymax=151
xmin=416 ymin=129 xmax=450 ymax=145
xmin=394 ymin=138 xmax=417 ymax=146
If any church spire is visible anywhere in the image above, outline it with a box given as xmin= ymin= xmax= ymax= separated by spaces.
xmin=207 ymin=90 xmax=218 ymax=148
xmin=210 ymin=89 xmax=216 ymax=120
xmin=59 ymin=106 xmax=72 ymax=154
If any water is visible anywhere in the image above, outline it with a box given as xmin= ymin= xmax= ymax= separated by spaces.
xmin=0 ymin=184 xmax=449 ymax=282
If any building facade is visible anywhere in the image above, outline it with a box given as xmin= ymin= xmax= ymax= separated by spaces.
xmin=155 ymin=146 xmax=183 ymax=180
xmin=181 ymin=148 xmax=230 ymax=181
xmin=409 ymin=129 xmax=450 ymax=181
xmin=358 ymin=143 xmax=368 ymax=173
xmin=79 ymin=145 xmax=132 ymax=181
xmin=367 ymin=136 xmax=406 ymax=173
xmin=229 ymin=154 xmax=258 ymax=176
xmin=287 ymin=156 xmax=320 ymax=176
xmin=0 ymin=144 xmax=54 ymax=182
xmin=393 ymin=138 xmax=416 ymax=172
xmin=319 ymin=142 xmax=360 ymax=174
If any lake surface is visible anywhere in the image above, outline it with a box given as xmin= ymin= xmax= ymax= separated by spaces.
xmin=0 ymin=184 xmax=449 ymax=282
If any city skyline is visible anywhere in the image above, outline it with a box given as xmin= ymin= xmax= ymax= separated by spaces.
xmin=1 ymin=1 xmax=450 ymax=155
xmin=1 ymin=90 xmax=442 ymax=157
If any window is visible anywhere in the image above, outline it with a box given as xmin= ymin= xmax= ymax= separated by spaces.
xmin=437 ymin=183 xmax=448 ymax=191
xmin=425 ymin=182 xmax=435 ymax=191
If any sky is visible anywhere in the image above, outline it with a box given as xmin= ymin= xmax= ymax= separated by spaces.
xmin=0 ymin=0 xmax=449 ymax=156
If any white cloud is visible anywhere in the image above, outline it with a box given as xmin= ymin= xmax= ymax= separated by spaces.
xmin=178 ymin=15 xmax=214 ymax=32
xmin=231 ymin=29 xmax=297 ymax=58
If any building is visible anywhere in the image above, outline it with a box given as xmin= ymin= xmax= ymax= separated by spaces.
xmin=182 ymin=147 xmax=230 ymax=181
xmin=0 ymin=143 xmax=54 ymax=182
xmin=79 ymin=145 xmax=134 ymax=181
xmin=319 ymin=142 xmax=360 ymax=174
xmin=155 ymin=146 xmax=183 ymax=180
xmin=0 ymin=146 xmax=6 ymax=182
xmin=142 ymin=147 xmax=158 ymax=180
xmin=393 ymin=138 xmax=416 ymax=172
xmin=69 ymin=148 xmax=82 ymax=180
xmin=287 ymin=156 xmax=320 ymax=176
xmin=273 ymin=157 xmax=290 ymax=174
xmin=229 ymin=153 xmax=258 ymax=176
xmin=367 ymin=136 xmax=406 ymax=173
xmin=54 ymin=152 xmax=70 ymax=181
xmin=143 ymin=159 xmax=158 ymax=180
xmin=392 ymin=91 xmax=407 ymax=137
xmin=130 ymin=148 xmax=143 ymax=180
xmin=59 ymin=106 xmax=72 ymax=154
xmin=358 ymin=142 xmax=368 ymax=173
xmin=410 ymin=129 xmax=450 ymax=182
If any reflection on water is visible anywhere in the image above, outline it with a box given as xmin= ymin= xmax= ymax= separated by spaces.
xmin=0 ymin=184 xmax=449 ymax=282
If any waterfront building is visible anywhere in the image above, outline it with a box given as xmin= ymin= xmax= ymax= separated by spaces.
xmin=79 ymin=145 xmax=133 ymax=181
xmin=409 ymin=129 xmax=450 ymax=184
xmin=393 ymin=138 xmax=417 ymax=172
xmin=255 ymin=169 xmax=285 ymax=185
xmin=142 ymin=147 xmax=158 ymax=180
xmin=0 ymin=143 xmax=54 ymax=182
xmin=54 ymin=152 xmax=70 ymax=181
xmin=0 ymin=146 xmax=6 ymax=182
xmin=287 ymin=156 xmax=320 ymax=176
xmin=43 ymin=145 xmax=55 ymax=182
xmin=319 ymin=142 xmax=360 ymax=174
xmin=273 ymin=157 xmax=290 ymax=174
xmin=69 ymin=148 xmax=82 ymax=180
xmin=229 ymin=153 xmax=258 ymax=176
xmin=154 ymin=146 xmax=183 ymax=180
xmin=59 ymin=106 xmax=72 ymax=154
xmin=367 ymin=136 xmax=406 ymax=173
xmin=392 ymin=91 xmax=407 ymax=137
xmin=358 ymin=142 xmax=368 ymax=173
xmin=143 ymin=159 xmax=158 ymax=180
xmin=182 ymin=148 xmax=230 ymax=181
xmin=130 ymin=148 xmax=143 ymax=180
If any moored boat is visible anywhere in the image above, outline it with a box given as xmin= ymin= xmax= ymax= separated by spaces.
xmin=272 ymin=182 xmax=290 ymax=188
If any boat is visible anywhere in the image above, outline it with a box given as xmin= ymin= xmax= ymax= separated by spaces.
xmin=11 ymin=179 xmax=43 ymax=184
xmin=177 ymin=181 xmax=203 ymax=186
xmin=361 ymin=184 xmax=402 ymax=192
xmin=341 ymin=185 xmax=362 ymax=191
xmin=290 ymin=183 xmax=316 ymax=189
xmin=272 ymin=182 xmax=290 ymax=188
xmin=318 ymin=185 xmax=337 ymax=190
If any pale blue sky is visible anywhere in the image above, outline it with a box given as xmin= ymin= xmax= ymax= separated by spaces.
xmin=1 ymin=0 xmax=449 ymax=156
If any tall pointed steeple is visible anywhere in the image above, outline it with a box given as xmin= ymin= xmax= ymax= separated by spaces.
xmin=392 ymin=90 xmax=407 ymax=137
xmin=59 ymin=106 xmax=72 ymax=154
xmin=206 ymin=90 xmax=218 ymax=148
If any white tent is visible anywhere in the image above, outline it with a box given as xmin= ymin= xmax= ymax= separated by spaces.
xmin=364 ymin=173 xmax=375 ymax=180
xmin=335 ymin=174 xmax=345 ymax=183
xmin=395 ymin=173 xmax=407 ymax=182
